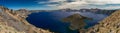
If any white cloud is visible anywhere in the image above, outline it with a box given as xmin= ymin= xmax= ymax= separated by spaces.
xmin=57 ymin=1 xmax=87 ymax=9
xmin=85 ymin=0 xmax=120 ymax=5
xmin=37 ymin=0 xmax=120 ymax=9
xmin=49 ymin=0 xmax=67 ymax=2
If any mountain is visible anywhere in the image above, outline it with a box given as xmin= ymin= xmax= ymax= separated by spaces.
xmin=62 ymin=14 xmax=89 ymax=30
xmin=0 ymin=6 xmax=53 ymax=33
xmin=58 ymin=8 xmax=117 ymax=15
xmin=81 ymin=10 xmax=120 ymax=33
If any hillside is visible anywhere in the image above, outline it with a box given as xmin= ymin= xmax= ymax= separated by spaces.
xmin=83 ymin=10 xmax=120 ymax=33
xmin=62 ymin=14 xmax=87 ymax=30
xmin=0 ymin=6 xmax=53 ymax=33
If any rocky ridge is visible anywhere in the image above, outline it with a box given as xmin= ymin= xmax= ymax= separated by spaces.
xmin=84 ymin=10 xmax=120 ymax=33
xmin=0 ymin=6 xmax=53 ymax=33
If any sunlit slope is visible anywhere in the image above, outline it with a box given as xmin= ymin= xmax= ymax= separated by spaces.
xmin=85 ymin=10 xmax=120 ymax=33
xmin=0 ymin=6 xmax=53 ymax=33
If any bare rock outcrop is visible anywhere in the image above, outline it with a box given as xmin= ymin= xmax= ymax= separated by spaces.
xmin=0 ymin=6 xmax=53 ymax=33
xmin=84 ymin=10 xmax=120 ymax=33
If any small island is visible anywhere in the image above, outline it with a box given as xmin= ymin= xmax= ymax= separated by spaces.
xmin=62 ymin=14 xmax=92 ymax=30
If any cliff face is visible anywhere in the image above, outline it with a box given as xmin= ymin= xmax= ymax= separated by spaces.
xmin=85 ymin=10 xmax=120 ymax=33
xmin=0 ymin=6 xmax=52 ymax=33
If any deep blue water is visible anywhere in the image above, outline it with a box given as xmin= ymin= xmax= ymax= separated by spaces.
xmin=26 ymin=11 xmax=79 ymax=33
xmin=26 ymin=11 xmax=108 ymax=33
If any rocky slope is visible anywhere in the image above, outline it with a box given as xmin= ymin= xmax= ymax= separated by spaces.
xmin=83 ymin=10 xmax=120 ymax=33
xmin=0 ymin=22 xmax=25 ymax=33
xmin=0 ymin=6 xmax=53 ymax=33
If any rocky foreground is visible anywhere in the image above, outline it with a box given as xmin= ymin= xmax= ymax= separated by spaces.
xmin=82 ymin=10 xmax=120 ymax=33
xmin=0 ymin=6 xmax=53 ymax=33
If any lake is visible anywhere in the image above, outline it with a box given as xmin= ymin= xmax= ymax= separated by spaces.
xmin=26 ymin=11 xmax=108 ymax=33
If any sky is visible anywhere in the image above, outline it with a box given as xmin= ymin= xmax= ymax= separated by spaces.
xmin=1 ymin=0 xmax=120 ymax=10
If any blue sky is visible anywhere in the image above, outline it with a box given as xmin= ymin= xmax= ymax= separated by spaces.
xmin=1 ymin=0 xmax=52 ymax=10
xmin=1 ymin=0 xmax=120 ymax=10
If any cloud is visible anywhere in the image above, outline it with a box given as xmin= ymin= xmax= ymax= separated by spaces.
xmin=49 ymin=0 xmax=67 ymax=2
xmin=37 ymin=0 xmax=120 ymax=9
